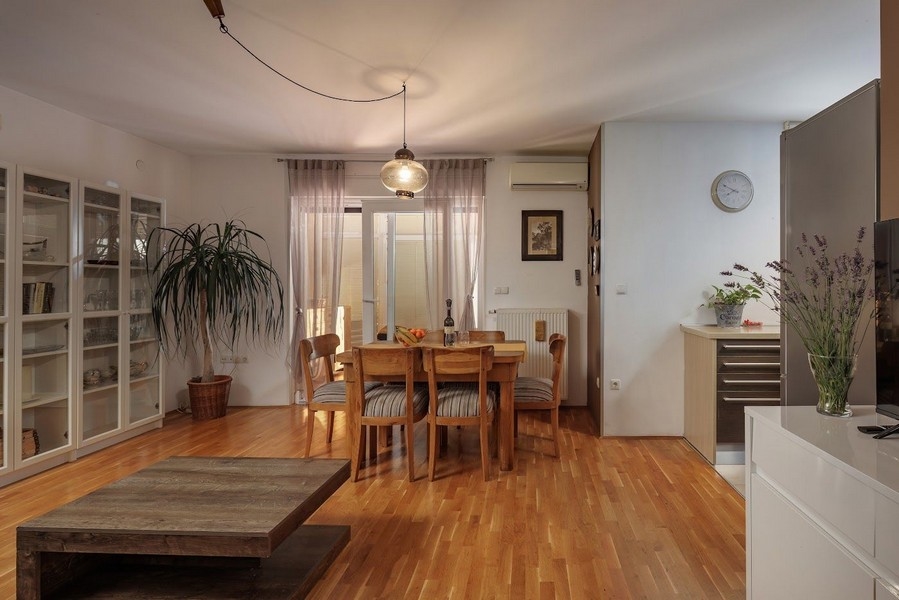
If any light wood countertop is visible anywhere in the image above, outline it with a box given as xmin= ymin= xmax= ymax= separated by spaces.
xmin=680 ymin=323 xmax=780 ymax=340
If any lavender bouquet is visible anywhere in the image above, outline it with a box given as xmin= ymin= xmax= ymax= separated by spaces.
xmin=723 ymin=228 xmax=876 ymax=416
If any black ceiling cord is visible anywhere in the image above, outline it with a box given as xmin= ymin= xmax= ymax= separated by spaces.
xmin=207 ymin=2 xmax=404 ymax=104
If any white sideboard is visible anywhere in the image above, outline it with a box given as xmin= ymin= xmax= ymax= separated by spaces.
xmin=746 ymin=405 xmax=899 ymax=599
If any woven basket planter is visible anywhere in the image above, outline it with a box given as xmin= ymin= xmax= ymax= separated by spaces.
xmin=187 ymin=375 xmax=233 ymax=420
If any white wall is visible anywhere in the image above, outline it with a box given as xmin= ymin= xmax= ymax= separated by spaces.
xmin=483 ymin=157 xmax=589 ymax=405
xmin=601 ymin=122 xmax=781 ymax=436
xmin=0 ymin=86 xmax=189 ymax=203
xmin=185 ymin=157 xmax=290 ymax=407
xmin=0 ymin=85 xmax=192 ymax=413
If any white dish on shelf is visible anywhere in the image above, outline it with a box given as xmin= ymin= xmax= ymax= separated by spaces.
xmin=23 ymin=344 xmax=65 ymax=355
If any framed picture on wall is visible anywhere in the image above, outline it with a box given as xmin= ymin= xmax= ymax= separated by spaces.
xmin=521 ymin=210 xmax=563 ymax=261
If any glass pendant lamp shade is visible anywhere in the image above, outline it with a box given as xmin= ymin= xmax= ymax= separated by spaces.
xmin=380 ymin=147 xmax=429 ymax=198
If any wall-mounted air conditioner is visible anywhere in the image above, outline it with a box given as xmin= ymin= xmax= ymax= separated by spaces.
xmin=509 ymin=162 xmax=588 ymax=191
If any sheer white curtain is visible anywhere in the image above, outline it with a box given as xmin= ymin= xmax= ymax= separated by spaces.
xmin=287 ymin=159 xmax=345 ymax=400
xmin=421 ymin=159 xmax=486 ymax=331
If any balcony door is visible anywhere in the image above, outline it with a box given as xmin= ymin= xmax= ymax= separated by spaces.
xmin=361 ymin=200 xmax=428 ymax=344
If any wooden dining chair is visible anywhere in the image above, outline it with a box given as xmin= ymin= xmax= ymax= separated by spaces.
xmin=422 ymin=345 xmax=496 ymax=481
xmin=299 ymin=333 xmax=380 ymax=457
xmin=467 ymin=330 xmax=505 ymax=342
xmin=421 ymin=330 xmax=444 ymax=343
xmin=513 ymin=333 xmax=567 ymax=457
xmin=351 ymin=346 xmax=429 ymax=482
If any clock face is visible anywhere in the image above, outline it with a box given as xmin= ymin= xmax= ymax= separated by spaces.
xmin=711 ymin=170 xmax=753 ymax=212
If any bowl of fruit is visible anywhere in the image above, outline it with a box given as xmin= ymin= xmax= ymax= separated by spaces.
xmin=395 ymin=326 xmax=427 ymax=346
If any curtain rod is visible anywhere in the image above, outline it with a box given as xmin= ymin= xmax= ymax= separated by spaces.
xmin=276 ymin=156 xmax=494 ymax=162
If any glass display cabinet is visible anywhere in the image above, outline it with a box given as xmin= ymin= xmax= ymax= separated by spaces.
xmin=0 ymin=164 xmax=164 ymax=487
xmin=79 ymin=182 xmax=123 ymax=443
xmin=16 ymin=167 xmax=75 ymax=464
xmin=77 ymin=185 xmax=165 ymax=447
xmin=126 ymin=194 xmax=163 ymax=426
xmin=0 ymin=162 xmax=9 ymax=473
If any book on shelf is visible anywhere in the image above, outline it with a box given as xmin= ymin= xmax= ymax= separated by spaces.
xmin=22 ymin=282 xmax=54 ymax=315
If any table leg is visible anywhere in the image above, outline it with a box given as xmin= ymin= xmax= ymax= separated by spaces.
xmin=499 ymin=380 xmax=515 ymax=471
xmin=343 ymin=364 xmax=359 ymax=476
xmin=16 ymin=547 xmax=39 ymax=600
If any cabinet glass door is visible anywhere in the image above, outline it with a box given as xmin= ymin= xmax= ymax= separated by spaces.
xmin=127 ymin=195 xmax=162 ymax=424
xmin=0 ymin=163 xmax=9 ymax=471
xmin=80 ymin=183 xmax=123 ymax=443
xmin=18 ymin=167 xmax=73 ymax=460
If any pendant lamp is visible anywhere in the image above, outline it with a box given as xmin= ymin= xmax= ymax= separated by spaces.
xmin=380 ymin=86 xmax=428 ymax=198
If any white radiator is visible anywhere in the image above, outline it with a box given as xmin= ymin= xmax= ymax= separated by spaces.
xmin=496 ymin=308 xmax=568 ymax=400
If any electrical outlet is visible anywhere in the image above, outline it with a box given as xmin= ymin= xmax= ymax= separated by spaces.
xmin=610 ymin=379 xmax=621 ymax=390
xmin=221 ymin=355 xmax=248 ymax=364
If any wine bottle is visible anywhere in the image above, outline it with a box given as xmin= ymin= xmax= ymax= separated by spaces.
xmin=444 ymin=298 xmax=455 ymax=346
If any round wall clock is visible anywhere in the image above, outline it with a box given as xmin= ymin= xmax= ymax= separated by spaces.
xmin=711 ymin=170 xmax=753 ymax=212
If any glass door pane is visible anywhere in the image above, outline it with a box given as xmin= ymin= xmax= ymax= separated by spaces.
xmin=81 ymin=184 xmax=123 ymax=443
xmin=338 ymin=212 xmax=363 ymax=348
xmin=127 ymin=195 xmax=162 ymax=425
xmin=0 ymin=163 xmax=6 ymax=470
xmin=19 ymin=168 xmax=74 ymax=460
xmin=362 ymin=205 xmax=427 ymax=342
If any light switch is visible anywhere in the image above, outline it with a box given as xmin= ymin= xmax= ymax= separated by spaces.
xmin=493 ymin=286 xmax=509 ymax=295
xmin=616 ymin=284 xmax=627 ymax=295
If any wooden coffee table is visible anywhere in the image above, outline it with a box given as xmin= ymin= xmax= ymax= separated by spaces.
xmin=16 ymin=456 xmax=350 ymax=599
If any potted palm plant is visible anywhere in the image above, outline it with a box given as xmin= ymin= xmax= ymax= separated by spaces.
xmin=148 ymin=220 xmax=284 ymax=420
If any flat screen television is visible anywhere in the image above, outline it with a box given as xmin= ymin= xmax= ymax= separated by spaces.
xmin=874 ymin=218 xmax=899 ymax=438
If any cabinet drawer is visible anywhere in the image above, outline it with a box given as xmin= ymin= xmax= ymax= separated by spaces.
xmin=717 ymin=372 xmax=782 ymax=391
xmin=717 ymin=340 xmax=780 ymax=356
xmin=750 ymin=474 xmax=876 ymax=600
xmin=717 ymin=355 xmax=781 ymax=373
xmin=717 ymin=392 xmax=780 ymax=443
xmin=876 ymin=494 xmax=899 ymax=579
xmin=751 ymin=418 xmax=876 ymax=554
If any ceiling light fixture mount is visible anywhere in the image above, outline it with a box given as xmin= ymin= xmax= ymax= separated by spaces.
xmin=204 ymin=1 xmax=428 ymax=197
xmin=379 ymin=85 xmax=429 ymax=198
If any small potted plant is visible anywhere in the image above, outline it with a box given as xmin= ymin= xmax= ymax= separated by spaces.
xmin=148 ymin=220 xmax=284 ymax=419
xmin=705 ymin=281 xmax=761 ymax=327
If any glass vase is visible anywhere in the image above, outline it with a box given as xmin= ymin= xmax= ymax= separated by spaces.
xmin=807 ymin=353 xmax=857 ymax=417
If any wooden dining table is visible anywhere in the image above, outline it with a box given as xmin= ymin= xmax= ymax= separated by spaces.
xmin=336 ymin=341 xmax=526 ymax=472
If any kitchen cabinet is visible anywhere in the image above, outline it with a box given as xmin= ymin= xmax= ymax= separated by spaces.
xmin=681 ymin=324 xmax=780 ymax=464
xmin=746 ymin=405 xmax=899 ymax=599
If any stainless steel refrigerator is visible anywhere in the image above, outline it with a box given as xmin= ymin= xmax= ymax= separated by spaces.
xmin=780 ymin=79 xmax=880 ymax=407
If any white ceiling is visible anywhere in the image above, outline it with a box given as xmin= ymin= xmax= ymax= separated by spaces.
xmin=0 ymin=0 xmax=881 ymax=158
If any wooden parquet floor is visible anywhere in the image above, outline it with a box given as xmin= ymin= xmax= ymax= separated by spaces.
xmin=0 ymin=406 xmax=745 ymax=599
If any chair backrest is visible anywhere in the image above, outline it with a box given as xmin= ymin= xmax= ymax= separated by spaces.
xmin=549 ymin=334 xmax=567 ymax=405
xmin=299 ymin=333 xmax=341 ymax=399
xmin=423 ymin=345 xmax=494 ymax=376
xmin=352 ymin=346 xmax=419 ymax=415
xmin=421 ymin=330 xmax=444 ymax=343
xmin=423 ymin=345 xmax=495 ymax=417
xmin=468 ymin=330 xmax=505 ymax=342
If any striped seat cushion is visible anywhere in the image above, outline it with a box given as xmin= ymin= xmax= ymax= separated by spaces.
xmin=362 ymin=383 xmax=429 ymax=417
xmin=435 ymin=383 xmax=496 ymax=417
xmin=514 ymin=377 xmax=554 ymax=403
xmin=312 ymin=381 xmax=381 ymax=404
